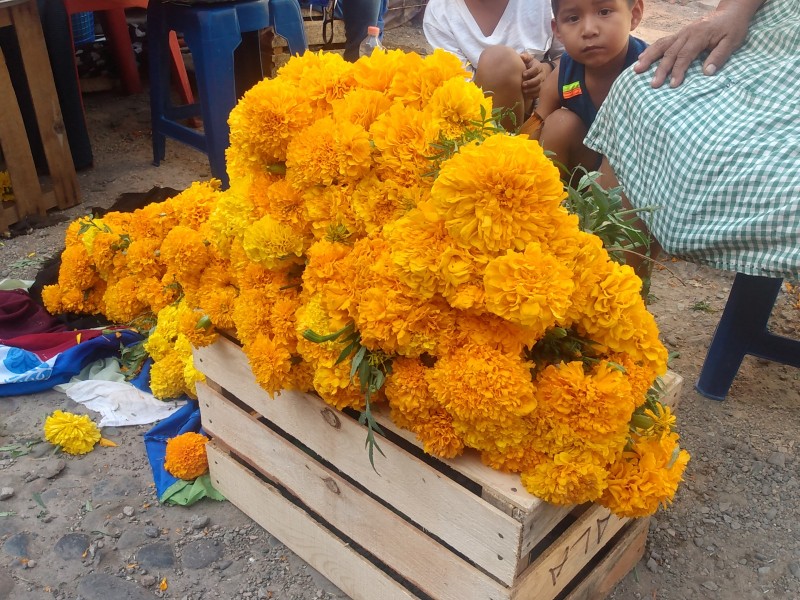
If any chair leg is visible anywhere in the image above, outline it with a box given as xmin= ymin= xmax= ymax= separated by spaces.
xmin=99 ymin=8 xmax=142 ymax=94
xmin=147 ymin=0 xmax=168 ymax=166
xmin=695 ymin=274 xmax=783 ymax=401
xmin=181 ymin=24 xmax=240 ymax=187
xmin=269 ymin=0 xmax=307 ymax=56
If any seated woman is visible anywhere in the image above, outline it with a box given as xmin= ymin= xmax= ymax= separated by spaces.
xmin=585 ymin=0 xmax=799 ymax=281
xmin=423 ymin=0 xmax=563 ymax=130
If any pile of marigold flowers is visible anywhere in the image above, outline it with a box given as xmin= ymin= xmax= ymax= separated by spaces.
xmin=43 ymin=48 xmax=689 ymax=517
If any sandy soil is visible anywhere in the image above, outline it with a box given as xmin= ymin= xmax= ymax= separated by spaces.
xmin=1 ymin=3 xmax=799 ymax=599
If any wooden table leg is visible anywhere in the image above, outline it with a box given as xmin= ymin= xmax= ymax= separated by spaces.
xmin=10 ymin=0 xmax=80 ymax=209
xmin=0 ymin=46 xmax=44 ymax=231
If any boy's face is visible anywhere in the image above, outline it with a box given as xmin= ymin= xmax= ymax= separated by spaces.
xmin=552 ymin=0 xmax=643 ymax=68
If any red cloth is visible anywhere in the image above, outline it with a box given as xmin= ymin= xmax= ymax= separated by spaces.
xmin=1 ymin=330 xmax=106 ymax=361
xmin=0 ymin=290 xmax=68 ymax=338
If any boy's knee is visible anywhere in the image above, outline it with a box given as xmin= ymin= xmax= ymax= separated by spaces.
xmin=475 ymin=45 xmax=524 ymax=86
xmin=542 ymin=109 xmax=588 ymax=139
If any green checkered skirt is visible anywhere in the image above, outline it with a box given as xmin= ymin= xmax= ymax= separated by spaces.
xmin=585 ymin=0 xmax=800 ymax=280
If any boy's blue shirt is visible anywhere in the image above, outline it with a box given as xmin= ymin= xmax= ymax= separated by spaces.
xmin=557 ymin=36 xmax=648 ymax=131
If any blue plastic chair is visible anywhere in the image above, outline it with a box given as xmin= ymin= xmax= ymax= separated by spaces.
xmin=696 ymin=273 xmax=800 ymax=400
xmin=147 ymin=0 xmax=307 ymax=188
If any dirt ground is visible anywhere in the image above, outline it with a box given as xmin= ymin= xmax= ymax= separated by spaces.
xmin=1 ymin=3 xmax=799 ymax=599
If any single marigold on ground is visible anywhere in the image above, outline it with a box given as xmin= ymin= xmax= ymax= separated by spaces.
xmin=164 ymin=432 xmax=210 ymax=480
xmin=44 ymin=410 xmax=101 ymax=455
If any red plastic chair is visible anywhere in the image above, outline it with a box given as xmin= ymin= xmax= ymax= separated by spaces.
xmin=63 ymin=0 xmax=193 ymax=105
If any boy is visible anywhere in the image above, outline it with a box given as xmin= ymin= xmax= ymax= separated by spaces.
xmin=532 ymin=0 xmax=645 ymax=173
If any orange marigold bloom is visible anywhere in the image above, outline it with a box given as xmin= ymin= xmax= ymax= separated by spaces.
xmin=521 ymin=451 xmax=609 ymax=505
xmin=164 ymin=432 xmax=210 ymax=480
xmin=245 ymin=334 xmax=293 ymax=396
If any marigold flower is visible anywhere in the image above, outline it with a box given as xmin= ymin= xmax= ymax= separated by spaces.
xmin=44 ymin=410 xmax=101 ymax=455
xmin=164 ymin=432 xmax=210 ymax=480
xmin=521 ymin=451 xmax=609 ymax=505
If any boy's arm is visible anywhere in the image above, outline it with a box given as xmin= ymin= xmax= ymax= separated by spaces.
xmin=518 ymin=67 xmax=560 ymax=139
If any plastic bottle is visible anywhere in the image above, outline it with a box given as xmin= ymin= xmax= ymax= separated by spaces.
xmin=359 ymin=26 xmax=384 ymax=57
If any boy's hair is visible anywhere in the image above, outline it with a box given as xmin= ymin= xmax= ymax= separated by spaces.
xmin=551 ymin=0 xmax=636 ymax=16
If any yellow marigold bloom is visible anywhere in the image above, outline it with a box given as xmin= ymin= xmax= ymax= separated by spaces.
xmin=384 ymin=205 xmax=450 ymax=299
xmin=423 ymin=76 xmax=492 ymax=140
xmin=244 ymin=334 xmax=293 ymax=396
xmin=438 ymin=245 xmax=488 ymax=311
xmin=205 ymin=180 xmax=260 ymax=257
xmin=414 ymin=411 xmax=465 ymax=459
xmin=384 ymin=357 xmax=437 ymax=430
xmin=579 ymin=261 xmax=642 ymax=333
xmin=88 ymin=231 xmax=121 ymax=279
xmin=481 ymin=443 xmax=547 ymax=473
xmin=634 ymin=402 xmax=677 ymax=440
xmin=150 ymin=350 xmax=187 ymax=400
xmin=159 ymin=225 xmax=208 ymax=287
xmin=351 ymin=172 xmax=426 ymax=235
xmin=295 ymin=292 xmax=349 ymax=366
xmin=313 ymin=362 xmax=366 ymax=411
xmin=193 ymin=259 xmax=238 ymax=331
xmin=126 ymin=238 xmax=163 ymax=279
xmin=429 ymin=135 xmax=565 ymax=255
xmin=484 ymin=244 xmax=574 ymax=337
xmin=599 ymin=433 xmax=690 ymax=517
xmin=270 ymin=296 xmax=300 ymax=354
xmin=440 ymin=311 xmax=528 ymax=357
xmin=276 ymin=51 xmax=356 ymax=117
xmin=103 ymin=276 xmax=148 ymax=323
xmin=43 ymin=410 xmax=101 ymax=455
xmin=129 ymin=198 xmax=180 ymax=241
xmin=232 ymin=289 xmax=272 ymax=346
xmin=59 ymin=244 xmax=96 ymax=290
xmin=243 ymin=214 xmax=305 ymax=270
xmin=302 ymin=184 xmax=362 ymax=241
xmin=370 ymin=103 xmax=436 ymax=186
xmin=303 ymin=240 xmax=352 ymax=296
xmin=136 ymin=276 xmax=178 ymax=314
xmin=609 ymin=352 xmax=658 ymax=406
xmin=164 ymin=432 xmax=209 ymax=480
xmin=390 ymin=48 xmax=470 ymax=108
xmin=41 ymin=285 xmax=63 ymax=315
xmin=332 ymin=88 xmax=393 ymax=130
xmin=169 ymin=180 xmax=221 ymax=230
xmin=426 ymin=344 xmax=536 ymax=424
xmin=286 ymin=118 xmax=372 ymax=190
xmin=259 ymin=177 xmax=310 ymax=234
xmin=227 ymin=77 xmax=313 ymax=174
xmin=521 ymin=451 xmax=609 ymax=505
xmin=352 ymin=48 xmax=406 ymax=93
xmin=288 ymin=358 xmax=315 ymax=393
xmin=177 ymin=307 xmax=218 ymax=348
xmin=532 ymin=361 xmax=635 ymax=460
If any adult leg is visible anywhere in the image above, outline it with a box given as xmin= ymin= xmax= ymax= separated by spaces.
xmin=341 ymin=0 xmax=383 ymax=62
xmin=473 ymin=45 xmax=527 ymax=131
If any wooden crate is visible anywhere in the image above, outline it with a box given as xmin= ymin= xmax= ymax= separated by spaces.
xmin=194 ymin=337 xmax=682 ymax=600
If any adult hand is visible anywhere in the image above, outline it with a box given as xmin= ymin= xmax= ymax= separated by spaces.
xmin=520 ymin=53 xmax=549 ymax=101
xmin=634 ymin=0 xmax=764 ymax=88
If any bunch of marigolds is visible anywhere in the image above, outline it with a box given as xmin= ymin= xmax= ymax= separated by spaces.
xmin=43 ymin=48 xmax=689 ymax=518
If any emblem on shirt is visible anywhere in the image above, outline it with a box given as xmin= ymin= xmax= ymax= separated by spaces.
xmin=562 ymin=81 xmax=582 ymax=99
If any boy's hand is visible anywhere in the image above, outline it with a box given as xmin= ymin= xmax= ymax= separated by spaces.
xmin=634 ymin=0 xmax=763 ymax=88
xmin=520 ymin=53 xmax=550 ymax=101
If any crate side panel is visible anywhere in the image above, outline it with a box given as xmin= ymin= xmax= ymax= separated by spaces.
xmin=199 ymin=383 xmax=511 ymax=599
xmin=563 ymin=517 xmax=649 ymax=600
xmin=511 ymin=505 xmax=628 ymax=600
xmin=207 ymin=443 xmax=420 ymax=600
xmin=194 ymin=341 xmax=522 ymax=585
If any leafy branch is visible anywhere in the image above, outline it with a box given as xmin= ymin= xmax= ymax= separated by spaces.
xmin=303 ymin=324 xmax=392 ymax=472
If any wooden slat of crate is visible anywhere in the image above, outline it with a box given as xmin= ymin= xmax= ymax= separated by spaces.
xmin=207 ymin=444 xmax=420 ymax=600
xmin=195 ymin=339 xmax=523 ymax=585
xmin=199 ymin=382 xmax=510 ymax=600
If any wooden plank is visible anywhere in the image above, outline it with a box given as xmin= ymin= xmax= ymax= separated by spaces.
xmin=563 ymin=517 xmax=649 ymax=600
xmin=0 ymin=46 xmax=43 ymax=224
xmin=511 ymin=505 xmax=629 ymax=600
xmin=207 ymin=443 xmax=421 ymax=600
xmin=660 ymin=370 xmax=682 ymax=409
xmin=0 ymin=10 xmax=10 ymax=27
xmin=199 ymin=383 xmax=511 ymax=600
xmin=194 ymin=338 xmax=523 ymax=585
xmin=10 ymin=0 xmax=79 ymax=210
